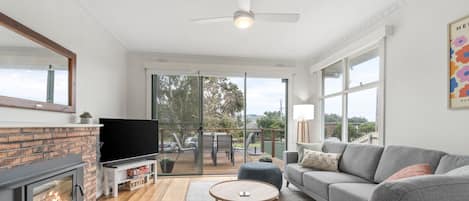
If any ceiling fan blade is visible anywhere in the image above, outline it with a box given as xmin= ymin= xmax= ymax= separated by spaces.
xmin=255 ymin=13 xmax=300 ymax=23
xmin=191 ymin=16 xmax=232 ymax=24
xmin=238 ymin=0 xmax=251 ymax=11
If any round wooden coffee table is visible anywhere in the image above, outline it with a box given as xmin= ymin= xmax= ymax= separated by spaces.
xmin=209 ymin=180 xmax=279 ymax=201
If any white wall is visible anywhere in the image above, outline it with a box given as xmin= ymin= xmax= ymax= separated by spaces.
xmin=0 ymin=0 xmax=128 ymax=123
xmin=309 ymin=0 xmax=469 ymax=155
xmin=1 ymin=1 xmax=128 ymax=198
xmin=384 ymin=0 xmax=469 ymax=154
xmin=126 ymin=52 xmax=314 ymax=150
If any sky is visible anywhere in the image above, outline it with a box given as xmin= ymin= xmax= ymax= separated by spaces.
xmin=228 ymin=77 xmax=286 ymax=116
xmin=0 ymin=67 xmax=68 ymax=105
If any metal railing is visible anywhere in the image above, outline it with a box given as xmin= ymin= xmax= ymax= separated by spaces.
xmin=158 ymin=126 xmax=285 ymax=159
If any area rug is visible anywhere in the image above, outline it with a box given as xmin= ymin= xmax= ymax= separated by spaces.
xmin=185 ymin=180 xmax=313 ymax=201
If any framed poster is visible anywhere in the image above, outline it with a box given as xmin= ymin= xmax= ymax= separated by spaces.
xmin=449 ymin=15 xmax=469 ymax=109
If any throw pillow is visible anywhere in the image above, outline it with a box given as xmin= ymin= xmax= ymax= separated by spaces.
xmin=385 ymin=164 xmax=432 ymax=182
xmin=446 ymin=165 xmax=469 ymax=176
xmin=297 ymin=143 xmax=323 ymax=163
xmin=300 ymin=149 xmax=341 ymax=171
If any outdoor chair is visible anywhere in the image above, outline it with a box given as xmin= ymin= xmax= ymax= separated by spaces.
xmin=233 ymin=132 xmax=260 ymax=155
xmin=171 ymin=133 xmax=197 ymax=161
xmin=202 ymin=134 xmax=217 ymax=166
xmin=216 ymin=135 xmax=235 ymax=166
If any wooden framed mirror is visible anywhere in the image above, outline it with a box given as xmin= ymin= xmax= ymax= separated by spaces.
xmin=0 ymin=12 xmax=76 ymax=113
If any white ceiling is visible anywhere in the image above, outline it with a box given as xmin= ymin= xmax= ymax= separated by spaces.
xmin=78 ymin=0 xmax=397 ymax=60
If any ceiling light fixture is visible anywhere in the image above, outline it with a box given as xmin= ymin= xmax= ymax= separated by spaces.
xmin=233 ymin=11 xmax=254 ymax=29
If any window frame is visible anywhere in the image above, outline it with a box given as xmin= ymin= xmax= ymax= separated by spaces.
xmin=320 ymin=41 xmax=386 ymax=145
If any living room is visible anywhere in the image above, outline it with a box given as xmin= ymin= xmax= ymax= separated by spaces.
xmin=0 ymin=0 xmax=468 ymax=201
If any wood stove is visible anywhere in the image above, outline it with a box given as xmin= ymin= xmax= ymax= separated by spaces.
xmin=0 ymin=155 xmax=85 ymax=201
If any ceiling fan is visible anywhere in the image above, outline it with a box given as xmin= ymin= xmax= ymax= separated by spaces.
xmin=191 ymin=0 xmax=300 ymax=29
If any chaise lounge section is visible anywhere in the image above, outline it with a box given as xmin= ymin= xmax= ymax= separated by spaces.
xmin=284 ymin=141 xmax=469 ymax=201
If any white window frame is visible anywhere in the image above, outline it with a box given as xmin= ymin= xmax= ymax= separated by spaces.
xmin=319 ymin=39 xmax=386 ymax=145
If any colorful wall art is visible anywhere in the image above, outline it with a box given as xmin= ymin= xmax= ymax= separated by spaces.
xmin=449 ymin=15 xmax=469 ymax=109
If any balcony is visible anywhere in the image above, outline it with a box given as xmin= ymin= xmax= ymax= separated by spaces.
xmin=157 ymin=127 xmax=286 ymax=175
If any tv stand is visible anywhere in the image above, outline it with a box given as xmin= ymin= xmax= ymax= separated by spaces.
xmin=103 ymin=159 xmax=158 ymax=197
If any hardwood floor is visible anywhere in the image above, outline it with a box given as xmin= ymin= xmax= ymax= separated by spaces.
xmin=98 ymin=176 xmax=236 ymax=201
xmin=99 ymin=153 xmax=291 ymax=201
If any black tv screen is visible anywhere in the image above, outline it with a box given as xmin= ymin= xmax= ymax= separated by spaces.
xmin=99 ymin=118 xmax=158 ymax=163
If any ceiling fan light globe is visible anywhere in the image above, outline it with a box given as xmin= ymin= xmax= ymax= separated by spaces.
xmin=234 ymin=16 xmax=254 ymax=29
xmin=233 ymin=10 xmax=254 ymax=29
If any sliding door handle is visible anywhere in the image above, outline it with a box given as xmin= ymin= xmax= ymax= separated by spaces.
xmin=75 ymin=184 xmax=85 ymax=196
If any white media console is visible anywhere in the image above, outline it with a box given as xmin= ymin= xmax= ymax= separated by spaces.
xmin=103 ymin=159 xmax=158 ymax=197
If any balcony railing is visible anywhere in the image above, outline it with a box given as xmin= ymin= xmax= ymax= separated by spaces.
xmin=159 ymin=126 xmax=285 ymax=159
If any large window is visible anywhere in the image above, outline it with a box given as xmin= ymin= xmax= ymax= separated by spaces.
xmin=321 ymin=48 xmax=382 ymax=144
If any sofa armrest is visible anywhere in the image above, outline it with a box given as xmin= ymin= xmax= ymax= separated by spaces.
xmin=283 ymin=151 xmax=298 ymax=164
xmin=370 ymin=175 xmax=469 ymax=201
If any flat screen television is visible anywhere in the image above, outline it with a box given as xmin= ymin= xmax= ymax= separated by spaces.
xmin=99 ymin=118 xmax=158 ymax=164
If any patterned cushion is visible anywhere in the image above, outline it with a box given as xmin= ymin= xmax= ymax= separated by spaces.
xmin=301 ymin=149 xmax=341 ymax=171
xmin=297 ymin=143 xmax=323 ymax=163
xmin=385 ymin=164 xmax=432 ymax=182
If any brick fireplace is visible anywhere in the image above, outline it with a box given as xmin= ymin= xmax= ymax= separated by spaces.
xmin=0 ymin=125 xmax=100 ymax=201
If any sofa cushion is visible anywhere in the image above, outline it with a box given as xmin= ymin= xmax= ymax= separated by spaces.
xmin=329 ymin=183 xmax=377 ymax=201
xmin=435 ymin=154 xmax=469 ymax=174
xmin=297 ymin=143 xmax=323 ymax=163
xmin=373 ymin=145 xmax=445 ymax=183
xmin=339 ymin=143 xmax=383 ymax=181
xmin=303 ymin=171 xmax=369 ymax=200
xmin=385 ymin=164 xmax=432 ymax=181
xmin=285 ymin=163 xmax=316 ymax=186
xmin=322 ymin=141 xmax=347 ymax=154
xmin=370 ymin=175 xmax=469 ymax=201
xmin=446 ymin=165 xmax=469 ymax=176
xmin=301 ymin=149 xmax=341 ymax=171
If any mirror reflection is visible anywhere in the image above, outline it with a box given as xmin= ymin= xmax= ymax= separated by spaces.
xmin=0 ymin=26 xmax=69 ymax=105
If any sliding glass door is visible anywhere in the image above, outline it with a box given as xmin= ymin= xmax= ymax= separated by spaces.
xmin=152 ymin=74 xmax=203 ymax=175
xmin=245 ymin=77 xmax=287 ymax=166
xmin=202 ymin=76 xmax=245 ymax=174
xmin=152 ymin=73 xmax=288 ymax=176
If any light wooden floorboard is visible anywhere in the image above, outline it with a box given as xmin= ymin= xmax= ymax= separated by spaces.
xmin=100 ymin=151 xmax=287 ymax=201
xmin=98 ymin=176 xmax=236 ymax=201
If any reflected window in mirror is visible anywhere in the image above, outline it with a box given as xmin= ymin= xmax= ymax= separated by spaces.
xmin=0 ymin=12 xmax=76 ymax=112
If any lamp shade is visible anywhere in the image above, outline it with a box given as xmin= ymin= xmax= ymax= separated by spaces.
xmin=293 ymin=104 xmax=315 ymax=120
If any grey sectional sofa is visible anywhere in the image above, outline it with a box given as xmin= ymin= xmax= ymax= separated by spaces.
xmin=284 ymin=141 xmax=469 ymax=201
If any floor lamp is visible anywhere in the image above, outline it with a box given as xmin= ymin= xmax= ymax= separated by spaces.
xmin=293 ymin=104 xmax=315 ymax=143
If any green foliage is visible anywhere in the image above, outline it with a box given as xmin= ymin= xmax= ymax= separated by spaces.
xmin=358 ymin=122 xmax=376 ymax=134
xmin=79 ymin=112 xmax=92 ymax=118
xmin=324 ymin=113 xmax=341 ymax=123
xmin=160 ymin=157 xmax=174 ymax=163
xmin=256 ymin=111 xmax=285 ymax=139
xmin=326 ymin=114 xmax=376 ymax=142
xmin=157 ymin=75 xmax=200 ymax=127
xmin=348 ymin=117 xmax=368 ymax=124
xmin=156 ymin=75 xmax=245 ymax=140
xmin=203 ymin=77 xmax=244 ymax=141
xmin=256 ymin=111 xmax=285 ymax=129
